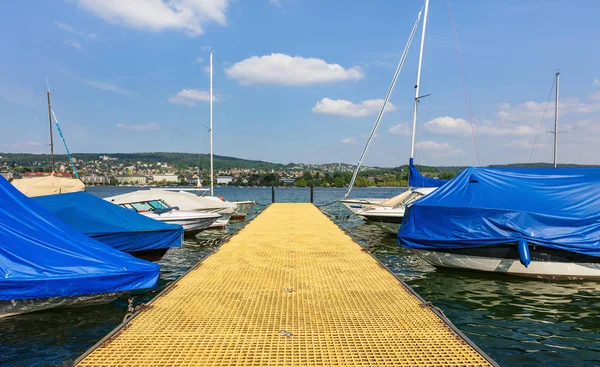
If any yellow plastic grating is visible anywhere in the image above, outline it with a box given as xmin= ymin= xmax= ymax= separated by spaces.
xmin=76 ymin=203 xmax=495 ymax=367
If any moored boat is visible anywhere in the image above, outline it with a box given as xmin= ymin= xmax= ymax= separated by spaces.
xmin=32 ymin=191 xmax=184 ymax=261
xmin=358 ymin=187 xmax=436 ymax=234
xmin=107 ymin=190 xmax=234 ymax=229
xmin=399 ymin=167 xmax=600 ymax=279
xmin=0 ymin=176 xmax=159 ymax=317
xmin=109 ymin=197 xmax=221 ymax=234
xmin=342 ymin=0 xmax=448 ymax=218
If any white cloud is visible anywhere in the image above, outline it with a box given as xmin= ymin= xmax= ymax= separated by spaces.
xmin=168 ymin=89 xmax=217 ymax=106
xmin=415 ymin=140 xmax=466 ymax=156
xmin=340 ymin=138 xmax=356 ymax=144
xmin=268 ymin=0 xmax=281 ymax=7
xmin=65 ymin=39 xmax=85 ymax=51
xmin=424 ymin=116 xmax=471 ymax=136
xmin=424 ymin=116 xmax=537 ymax=137
xmin=389 ymin=123 xmax=411 ymax=135
xmin=193 ymin=57 xmax=204 ymax=64
xmin=81 ymin=78 xmax=133 ymax=96
xmin=312 ymin=98 xmax=396 ymax=117
xmin=225 ymin=53 xmax=363 ymax=86
xmin=76 ymin=0 xmax=230 ymax=36
xmin=498 ymin=95 xmax=600 ymax=121
xmin=116 ymin=123 xmax=160 ymax=131
xmin=594 ymin=77 xmax=600 ymax=87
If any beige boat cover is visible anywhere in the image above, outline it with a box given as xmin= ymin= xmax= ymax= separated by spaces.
xmin=12 ymin=176 xmax=85 ymax=197
xmin=378 ymin=191 xmax=413 ymax=207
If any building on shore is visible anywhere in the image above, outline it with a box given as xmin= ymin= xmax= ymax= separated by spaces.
xmin=81 ymin=175 xmax=109 ymax=185
xmin=152 ymin=173 xmax=179 ymax=183
xmin=216 ymin=176 xmax=233 ymax=185
xmin=114 ymin=176 xmax=148 ymax=185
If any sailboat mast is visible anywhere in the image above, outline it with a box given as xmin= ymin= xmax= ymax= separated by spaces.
xmin=409 ymin=0 xmax=429 ymax=161
xmin=209 ymin=50 xmax=214 ymax=195
xmin=553 ymin=71 xmax=560 ymax=168
xmin=46 ymin=90 xmax=55 ymax=173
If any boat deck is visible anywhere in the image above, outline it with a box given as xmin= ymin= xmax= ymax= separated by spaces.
xmin=75 ymin=203 xmax=496 ymax=366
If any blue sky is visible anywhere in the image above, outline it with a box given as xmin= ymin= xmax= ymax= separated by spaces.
xmin=1 ymin=0 xmax=600 ymax=167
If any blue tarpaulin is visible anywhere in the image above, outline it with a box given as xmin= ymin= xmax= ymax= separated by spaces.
xmin=0 ymin=176 xmax=159 ymax=301
xmin=33 ymin=191 xmax=182 ymax=254
xmin=408 ymin=158 xmax=450 ymax=188
xmin=399 ymin=167 xmax=600 ymax=257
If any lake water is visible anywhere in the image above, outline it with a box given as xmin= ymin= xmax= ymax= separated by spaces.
xmin=1 ymin=186 xmax=599 ymax=366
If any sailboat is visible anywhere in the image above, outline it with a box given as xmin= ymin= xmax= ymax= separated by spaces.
xmin=399 ymin=73 xmax=600 ymax=279
xmin=193 ymin=49 xmax=254 ymax=220
xmin=11 ymin=87 xmax=85 ymax=197
xmin=342 ymin=0 xmax=446 ymax=230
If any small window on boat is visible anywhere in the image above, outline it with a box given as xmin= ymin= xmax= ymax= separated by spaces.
xmin=148 ymin=200 xmax=170 ymax=210
xmin=131 ymin=202 xmax=154 ymax=212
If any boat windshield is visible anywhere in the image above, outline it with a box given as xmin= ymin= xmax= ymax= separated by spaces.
xmin=148 ymin=200 xmax=171 ymax=210
xmin=130 ymin=202 xmax=155 ymax=212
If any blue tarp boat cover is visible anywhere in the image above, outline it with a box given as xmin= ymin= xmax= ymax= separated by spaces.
xmin=408 ymin=158 xmax=450 ymax=188
xmin=0 ymin=176 xmax=159 ymax=301
xmin=33 ymin=191 xmax=183 ymax=253
xmin=399 ymin=167 xmax=600 ymax=257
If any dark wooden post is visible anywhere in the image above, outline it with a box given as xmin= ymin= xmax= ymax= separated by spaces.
xmin=271 ymin=185 xmax=275 ymax=203
xmin=310 ymin=185 xmax=314 ymax=203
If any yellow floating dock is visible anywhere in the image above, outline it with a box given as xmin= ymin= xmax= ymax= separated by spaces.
xmin=76 ymin=203 xmax=496 ymax=367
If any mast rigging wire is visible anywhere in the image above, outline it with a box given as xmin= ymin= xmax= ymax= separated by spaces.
xmin=50 ymin=108 xmax=79 ymax=178
xmin=344 ymin=4 xmax=424 ymax=198
xmin=528 ymin=77 xmax=556 ymax=163
xmin=446 ymin=0 xmax=480 ymax=165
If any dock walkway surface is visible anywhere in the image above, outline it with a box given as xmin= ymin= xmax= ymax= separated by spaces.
xmin=76 ymin=203 xmax=497 ymax=366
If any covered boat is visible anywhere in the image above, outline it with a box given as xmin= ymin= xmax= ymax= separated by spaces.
xmin=32 ymin=191 xmax=183 ymax=261
xmin=398 ymin=167 xmax=600 ymax=279
xmin=11 ymin=175 xmax=85 ymax=197
xmin=0 ymin=176 xmax=159 ymax=317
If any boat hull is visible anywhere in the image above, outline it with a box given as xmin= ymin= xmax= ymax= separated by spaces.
xmin=412 ymin=245 xmax=600 ymax=279
xmin=207 ymin=212 xmax=231 ymax=229
xmin=359 ymin=212 xmax=403 ymax=235
xmin=128 ymin=248 xmax=170 ymax=262
xmin=340 ymin=198 xmax=386 ymax=214
xmin=143 ymin=213 xmax=219 ymax=233
xmin=231 ymin=201 xmax=255 ymax=220
xmin=0 ymin=293 xmax=119 ymax=318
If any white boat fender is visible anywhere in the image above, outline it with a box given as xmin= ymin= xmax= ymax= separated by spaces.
xmin=517 ymin=239 xmax=531 ymax=267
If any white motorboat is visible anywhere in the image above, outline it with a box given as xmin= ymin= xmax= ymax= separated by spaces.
xmin=114 ymin=198 xmax=221 ymax=233
xmin=358 ymin=188 xmax=436 ymax=234
xmin=106 ymin=190 xmax=235 ymax=229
